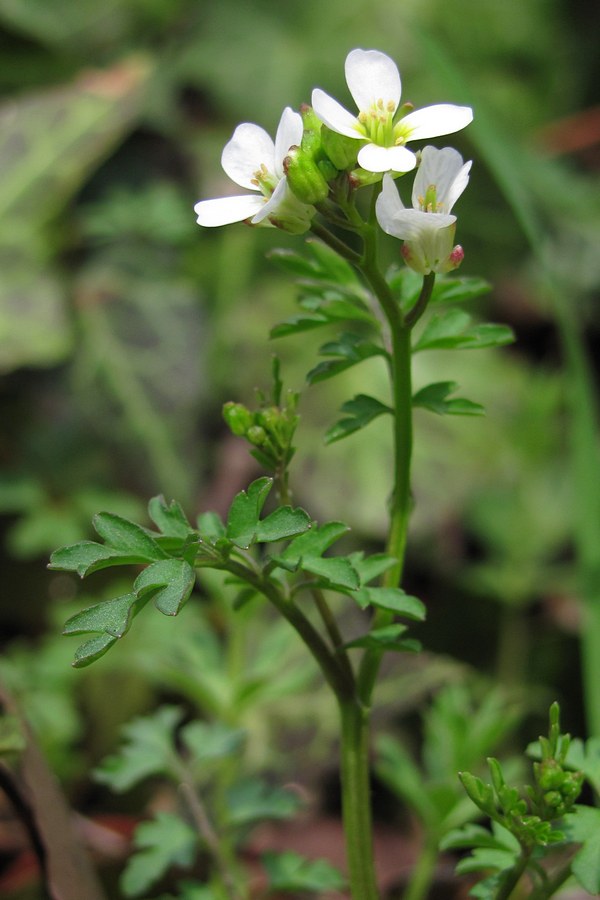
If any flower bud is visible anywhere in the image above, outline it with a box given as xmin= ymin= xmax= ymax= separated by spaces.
xmin=283 ymin=145 xmax=330 ymax=205
xmin=223 ymin=402 xmax=253 ymax=436
xmin=320 ymin=125 xmax=359 ymax=170
xmin=246 ymin=425 xmax=267 ymax=447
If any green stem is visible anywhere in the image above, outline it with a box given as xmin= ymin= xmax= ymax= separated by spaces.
xmin=494 ymin=848 xmax=533 ymax=900
xmin=403 ymin=837 xmax=439 ymax=900
xmin=338 ymin=700 xmax=380 ymax=899
xmin=311 ymin=587 xmax=355 ymax=687
xmin=356 ymin=273 xmax=435 ymax=705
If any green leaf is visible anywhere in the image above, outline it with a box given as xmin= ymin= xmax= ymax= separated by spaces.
xmin=254 ymin=506 xmax=312 ymax=543
xmin=93 ymin=512 xmax=167 ymax=561
xmin=325 ymin=394 xmax=392 ymax=444
xmin=49 ymin=540 xmax=143 ymax=577
xmin=263 ymin=850 xmax=345 ymax=892
xmin=63 ymin=592 xmax=138 ymax=638
xmin=197 ymin=511 xmax=226 ymax=544
xmin=455 ymin=847 xmax=519 ymax=876
xmin=430 ymin=277 xmax=492 ymax=305
xmin=94 ymin=706 xmax=183 ymax=793
xmin=72 ymin=633 xmax=118 ymax=668
xmin=413 ymin=381 xmax=485 ymax=416
xmin=306 ymin=333 xmax=386 ymax=384
xmin=226 ymin=477 xmax=273 ymax=548
xmin=301 ymin=556 xmax=360 ymax=590
xmin=276 ymin=521 xmax=350 ymax=564
xmin=181 ymin=721 xmax=246 ymax=767
xmin=562 ymin=806 xmax=600 ymax=895
xmin=270 ymin=312 xmax=330 ymax=338
xmin=121 ymin=812 xmax=197 ymax=897
xmin=345 ymin=624 xmax=421 ymax=653
xmin=353 ymin=587 xmax=426 ymax=621
xmin=134 ymin=559 xmax=196 ymax=616
xmin=413 ymin=309 xmax=515 ymax=352
xmin=148 ymin=496 xmax=193 ymax=539
xmin=226 ymin=779 xmax=301 ymax=827
xmin=348 ymin=552 xmax=397 ymax=585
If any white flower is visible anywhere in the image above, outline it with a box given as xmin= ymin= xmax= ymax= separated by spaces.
xmin=376 ymin=146 xmax=471 ymax=274
xmin=312 ymin=49 xmax=473 ymax=174
xmin=194 ymin=107 xmax=314 ymax=232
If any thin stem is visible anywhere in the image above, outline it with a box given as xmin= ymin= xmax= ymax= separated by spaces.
xmin=403 ymin=836 xmax=440 ymax=900
xmin=494 ymin=848 xmax=533 ymax=900
xmin=356 ymin=274 xmax=435 ymax=705
xmin=310 ymin=586 xmax=356 ymax=687
xmin=178 ymin=778 xmax=247 ymax=900
xmin=338 ymin=700 xmax=380 ymax=899
xmin=310 ymin=221 xmax=363 ymax=265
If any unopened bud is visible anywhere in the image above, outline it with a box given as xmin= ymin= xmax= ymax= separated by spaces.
xmin=246 ymin=425 xmax=267 ymax=447
xmin=321 ymin=125 xmax=359 ymax=171
xmin=284 ymin=145 xmax=330 ymax=205
xmin=448 ymin=245 xmax=464 ymax=269
xmin=223 ymin=402 xmax=252 ymax=436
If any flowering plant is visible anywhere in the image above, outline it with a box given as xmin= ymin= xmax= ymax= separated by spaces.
xmin=49 ymin=48 xmax=599 ymax=900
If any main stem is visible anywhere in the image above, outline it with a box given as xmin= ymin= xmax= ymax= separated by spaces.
xmin=338 ymin=699 xmax=380 ymax=900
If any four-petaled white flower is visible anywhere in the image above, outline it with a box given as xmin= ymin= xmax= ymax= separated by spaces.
xmin=312 ymin=49 xmax=473 ymax=174
xmin=376 ymin=146 xmax=472 ymax=274
xmin=194 ymin=107 xmax=314 ymax=232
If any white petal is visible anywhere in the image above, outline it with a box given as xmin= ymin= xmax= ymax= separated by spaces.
xmin=311 ymin=88 xmax=362 ymax=139
xmin=251 ymin=176 xmax=288 ymax=223
xmin=358 ymin=142 xmax=416 ymax=173
xmin=221 ymin=123 xmax=276 ymax=190
xmin=194 ymin=194 xmax=264 ymax=227
xmin=379 ymin=206 xmax=456 ymax=241
xmin=375 ymin=173 xmax=406 ymax=233
xmin=401 ymin=104 xmax=473 ymax=142
xmin=412 ymin=146 xmax=471 ymax=212
xmin=274 ymin=106 xmax=303 ymax=178
xmin=345 ymin=49 xmax=401 ymax=113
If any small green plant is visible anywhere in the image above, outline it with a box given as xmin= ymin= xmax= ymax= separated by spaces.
xmin=443 ymin=703 xmax=600 ymax=899
xmin=46 ymin=46 xmax=599 ymax=900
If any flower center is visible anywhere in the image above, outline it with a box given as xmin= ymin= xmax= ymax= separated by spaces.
xmin=250 ymin=163 xmax=278 ymax=197
xmin=357 ymin=98 xmax=396 ymax=146
xmin=418 ymin=184 xmax=442 ymax=213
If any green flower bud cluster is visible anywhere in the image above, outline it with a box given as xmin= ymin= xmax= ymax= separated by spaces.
xmin=459 ymin=703 xmax=584 ymax=851
xmin=222 ymin=391 xmax=299 ymax=474
xmin=283 ymin=105 xmax=361 ymax=206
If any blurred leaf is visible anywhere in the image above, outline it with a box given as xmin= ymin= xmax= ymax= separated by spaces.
xmin=563 ymin=806 xmax=600 ymax=895
xmin=226 ymin=778 xmax=301 ymax=827
xmin=430 ymin=277 xmax=492 ymax=305
xmin=263 ymin=850 xmax=345 ymax=892
xmin=413 ymin=310 xmax=514 ymax=352
xmin=94 ymin=706 xmax=182 ymax=792
xmin=352 ymin=586 xmax=426 ymax=620
xmin=0 ymin=59 xmax=150 ymax=370
xmin=413 ymin=381 xmax=485 ymax=416
xmin=121 ymin=812 xmax=197 ymax=897
xmin=307 ymin=333 xmax=387 ymax=384
xmin=348 ymin=552 xmax=397 ymax=586
xmin=181 ymin=721 xmax=246 ymax=768
xmin=0 ymin=714 xmax=26 ymax=756
xmin=134 ymin=559 xmax=196 ymax=616
xmin=325 ymin=394 xmax=392 ymax=444
xmin=345 ymin=624 xmax=421 ymax=653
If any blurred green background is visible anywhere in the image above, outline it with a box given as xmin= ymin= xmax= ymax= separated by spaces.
xmin=0 ymin=0 xmax=599 ymax=892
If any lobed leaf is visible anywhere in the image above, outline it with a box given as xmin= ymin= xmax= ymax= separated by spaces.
xmin=181 ymin=721 xmax=246 ymax=768
xmin=121 ymin=812 xmax=197 ymax=897
xmin=226 ymin=779 xmax=301 ymax=827
xmin=325 ymin=394 xmax=392 ymax=444
xmin=352 ymin=586 xmax=426 ymax=620
xmin=72 ymin=633 xmax=117 ymax=668
xmin=134 ymin=558 xmax=196 ymax=616
xmin=226 ymin=477 xmax=273 ymax=548
xmin=263 ymin=850 xmax=345 ymax=892
xmin=147 ymin=496 xmax=193 ymax=539
xmin=63 ymin=592 xmax=138 ymax=638
xmin=413 ymin=381 xmax=485 ymax=416
xmin=345 ymin=624 xmax=421 ymax=653
xmin=254 ymin=506 xmax=312 ymax=543
xmin=49 ymin=540 xmax=143 ymax=577
xmin=93 ymin=512 xmax=168 ymax=561
xmin=413 ymin=309 xmax=515 ymax=353
xmin=306 ymin=333 xmax=387 ymax=385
